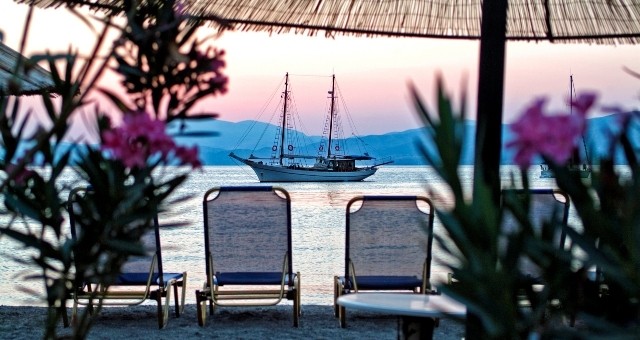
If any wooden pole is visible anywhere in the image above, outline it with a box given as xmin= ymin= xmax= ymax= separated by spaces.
xmin=474 ymin=0 xmax=508 ymax=204
xmin=467 ymin=1 xmax=508 ymax=337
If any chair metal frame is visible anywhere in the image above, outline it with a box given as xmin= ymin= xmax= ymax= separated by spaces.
xmin=500 ymin=188 xmax=571 ymax=315
xmin=501 ymin=188 xmax=571 ymax=275
xmin=66 ymin=187 xmax=187 ymax=329
xmin=195 ymin=186 xmax=301 ymax=327
xmin=501 ymin=189 xmax=570 ymax=244
xmin=333 ymin=195 xmax=436 ymax=328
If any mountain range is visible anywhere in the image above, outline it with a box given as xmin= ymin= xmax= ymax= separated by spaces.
xmin=169 ymin=113 xmax=632 ymax=166
xmin=8 ymin=113 xmax=626 ymax=167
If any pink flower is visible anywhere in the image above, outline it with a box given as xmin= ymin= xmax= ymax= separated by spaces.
xmin=507 ymin=93 xmax=596 ymax=168
xmin=570 ymin=93 xmax=597 ymax=116
xmin=101 ymin=111 xmax=201 ymax=169
xmin=175 ymin=146 xmax=202 ymax=169
xmin=5 ymin=161 xmax=36 ymax=186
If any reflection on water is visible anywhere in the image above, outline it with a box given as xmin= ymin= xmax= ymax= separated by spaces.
xmin=0 ymin=165 xmax=583 ymax=306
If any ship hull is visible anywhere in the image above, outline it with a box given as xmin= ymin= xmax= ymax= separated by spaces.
xmin=242 ymin=160 xmax=377 ymax=182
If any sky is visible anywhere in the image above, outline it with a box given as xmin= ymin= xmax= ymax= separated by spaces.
xmin=3 ymin=2 xmax=640 ymax=137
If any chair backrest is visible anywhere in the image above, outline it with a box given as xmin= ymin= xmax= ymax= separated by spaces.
xmin=501 ymin=189 xmax=570 ymax=245
xmin=344 ymin=196 xmax=435 ymax=282
xmin=67 ymin=187 xmax=162 ymax=285
xmin=501 ymin=189 xmax=570 ymax=277
xmin=119 ymin=214 xmax=163 ymax=282
xmin=202 ymin=186 xmax=293 ymax=281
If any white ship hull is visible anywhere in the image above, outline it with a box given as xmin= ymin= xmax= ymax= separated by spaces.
xmin=239 ymin=159 xmax=377 ymax=182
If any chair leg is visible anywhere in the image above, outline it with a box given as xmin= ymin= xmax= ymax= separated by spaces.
xmin=163 ymin=285 xmax=172 ymax=328
xmin=155 ymin=286 xmax=171 ymax=329
xmin=293 ymin=292 xmax=299 ymax=327
xmin=298 ymin=273 xmax=302 ymax=317
xmin=195 ymin=289 xmax=207 ymax=327
xmin=337 ymin=281 xmax=347 ymax=328
xmin=209 ymin=288 xmax=215 ymax=315
xmin=179 ymin=272 xmax=187 ymax=315
xmin=72 ymin=299 xmax=79 ymax=327
xmin=60 ymin=304 xmax=69 ymax=328
xmin=88 ymin=303 xmax=94 ymax=316
xmin=172 ymin=272 xmax=187 ymax=317
xmin=292 ymin=272 xmax=301 ymax=327
xmin=333 ymin=277 xmax=340 ymax=317
xmin=173 ymin=282 xmax=180 ymax=317
xmin=156 ymin=293 xmax=164 ymax=329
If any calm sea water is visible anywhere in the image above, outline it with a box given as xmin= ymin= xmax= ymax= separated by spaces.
xmin=0 ymin=165 xmax=568 ymax=307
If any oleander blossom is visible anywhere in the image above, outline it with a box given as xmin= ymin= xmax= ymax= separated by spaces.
xmin=507 ymin=92 xmax=596 ymax=168
xmin=101 ymin=111 xmax=201 ymax=169
xmin=5 ymin=161 xmax=36 ymax=186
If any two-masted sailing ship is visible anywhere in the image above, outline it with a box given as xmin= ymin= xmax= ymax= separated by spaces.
xmin=540 ymin=74 xmax=591 ymax=179
xmin=229 ymin=73 xmax=392 ymax=182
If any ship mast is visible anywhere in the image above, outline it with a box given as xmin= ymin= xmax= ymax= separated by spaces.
xmin=569 ymin=74 xmax=573 ymax=116
xmin=326 ymin=74 xmax=336 ymax=160
xmin=571 ymin=74 xmax=591 ymax=168
xmin=279 ymin=73 xmax=289 ymax=166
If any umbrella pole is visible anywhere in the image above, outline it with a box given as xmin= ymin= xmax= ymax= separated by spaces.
xmin=474 ymin=0 xmax=508 ymax=205
xmin=468 ymin=0 xmax=507 ymax=337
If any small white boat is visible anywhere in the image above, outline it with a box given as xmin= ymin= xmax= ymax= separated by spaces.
xmin=230 ymin=73 xmax=392 ymax=182
xmin=540 ymin=163 xmax=590 ymax=179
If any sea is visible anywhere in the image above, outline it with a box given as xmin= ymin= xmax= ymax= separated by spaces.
xmin=0 ymin=165 xmax=577 ymax=307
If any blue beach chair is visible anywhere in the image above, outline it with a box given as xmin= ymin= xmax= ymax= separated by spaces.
xmin=195 ymin=186 xmax=301 ymax=327
xmin=497 ymin=188 xmax=571 ymax=319
xmin=66 ymin=187 xmax=187 ymax=329
xmin=334 ymin=195 xmax=436 ymax=328
xmin=500 ymin=189 xmax=571 ymax=282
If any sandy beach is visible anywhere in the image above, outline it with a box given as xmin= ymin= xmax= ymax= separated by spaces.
xmin=0 ymin=303 xmax=465 ymax=339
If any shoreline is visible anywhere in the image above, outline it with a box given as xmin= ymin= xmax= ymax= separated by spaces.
xmin=0 ymin=304 xmax=465 ymax=339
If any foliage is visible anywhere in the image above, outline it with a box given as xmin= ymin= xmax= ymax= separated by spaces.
xmin=412 ymin=75 xmax=640 ymax=338
xmin=0 ymin=1 xmax=225 ymax=339
xmin=107 ymin=0 xmax=227 ymax=125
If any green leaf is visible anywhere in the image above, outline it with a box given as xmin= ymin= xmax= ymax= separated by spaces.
xmin=96 ymin=87 xmax=133 ymax=113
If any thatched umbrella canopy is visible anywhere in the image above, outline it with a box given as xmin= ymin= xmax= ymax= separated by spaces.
xmin=0 ymin=41 xmax=59 ymax=96
xmin=183 ymin=1 xmax=640 ymax=43
xmin=18 ymin=0 xmax=640 ymax=198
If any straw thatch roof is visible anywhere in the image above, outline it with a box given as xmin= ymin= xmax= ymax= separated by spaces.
xmin=0 ymin=42 xmax=58 ymax=96
xmin=19 ymin=0 xmax=640 ymax=44
xmin=184 ymin=0 xmax=640 ymax=44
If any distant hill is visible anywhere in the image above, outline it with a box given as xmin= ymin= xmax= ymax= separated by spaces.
xmin=173 ymin=113 xmax=634 ymax=166
xmin=5 ymin=113 xmax=629 ymax=167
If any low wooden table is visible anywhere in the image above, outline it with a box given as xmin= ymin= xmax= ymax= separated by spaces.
xmin=337 ymin=293 xmax=466 ymax=339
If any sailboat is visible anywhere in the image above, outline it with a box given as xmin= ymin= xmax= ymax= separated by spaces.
xmin=229 ymin=73 xmax=393 ymax=182
xmin=540 ymin=75 xmax=591 ymax=179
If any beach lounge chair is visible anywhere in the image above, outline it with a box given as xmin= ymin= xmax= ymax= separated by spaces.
xmin=501 ymin=189 xmax=571 ymax=283
xmin=498 ymin=188 xmax=572 ymax=321
xmin=195 ymin=186 xmax=301 ymax=327
xmin=66 ymin=187 xmax=187 ymax=329
xmin=334 ymin=195 xmax=436 ymax=328
xmin=447 ymin=188 xmax=570 ymax=286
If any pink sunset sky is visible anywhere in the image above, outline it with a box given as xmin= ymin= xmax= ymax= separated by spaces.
xmin=3 ymin=2 xmax=640 ymax=136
